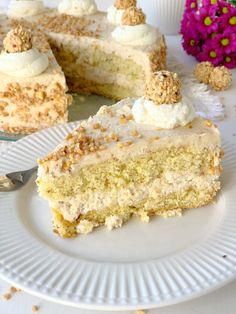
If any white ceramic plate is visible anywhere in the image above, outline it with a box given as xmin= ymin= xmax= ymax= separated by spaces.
xmin=0 ymin=123 xmax=236 ymax=311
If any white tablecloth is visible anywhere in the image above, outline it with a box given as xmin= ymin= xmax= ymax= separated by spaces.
xmin=1 ymin=2 xmax=236 ymax=313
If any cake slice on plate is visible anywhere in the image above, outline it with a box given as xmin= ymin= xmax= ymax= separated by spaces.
xmin=0 ymin=23 xmax=71 ymax=134
xmin=6 ymin=0 xmax=166 ymax=100
xmin=37 ymin=71 xmax=223 ymax=238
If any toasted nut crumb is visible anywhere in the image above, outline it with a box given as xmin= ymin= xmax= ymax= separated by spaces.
xmin=101 ymin=127 xmax=107 ymax=132
xmin=93 ymin=123 xmax=101 ymax=129
xmin=2 ymin=293 xmax=12 ymax=300
xmin=136 ymin=310 xmax=146 ymax=314
xmin=205 ymin=119 xmax=213 ymax=127
xmin=32 ymin=305 xmax=39 ymax=312
xmin=9 ymin=287 xmax=18 ymax=293
xmin=119 ymin=114 xmax=128 ymax=124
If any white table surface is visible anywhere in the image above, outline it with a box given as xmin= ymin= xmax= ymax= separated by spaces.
xmin=1 ymin=1 xmax=236 ymax=313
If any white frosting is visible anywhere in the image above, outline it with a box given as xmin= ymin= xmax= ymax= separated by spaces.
xmin=58 ymin=0 xmax=97 ymax=16
xmin=112 ymin=24 xmax=159 ymax=46
xmin=7 ymin=0 xmax=44 ymax=18
xmin=0 ymin=48 xmax=49 ymax=78
xmin=107 ymin=5 xmax=125 ymax=25
xmin=132 ymin=97 xmax=195 ymax=129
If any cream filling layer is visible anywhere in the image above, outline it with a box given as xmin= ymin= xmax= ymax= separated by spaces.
xmin=64 ymin=64 xmax=143 ymax=91
xmin=49 ymin=173 xmax=220 ymax=222
xmin=7 ymin=0 xmax=44 ymax=18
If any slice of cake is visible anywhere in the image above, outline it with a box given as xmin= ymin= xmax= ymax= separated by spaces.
xmin=6 ymin=0 xmax=166 ymax=100
xmin=0 ymin=22 xmax=72 ymax=134
xmin=37 ymin=71 xmax=223 ymax=238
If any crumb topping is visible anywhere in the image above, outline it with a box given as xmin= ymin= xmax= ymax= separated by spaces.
xmin=32 ymin=305 xmax=39 ymax=312
xmin=209 ymin=66 xmax=232 ymax=91
xmin=38 ymin=14 xmax=98 ymax=38
xmin=122 ymin=7 xmax=146 ymax=26
xmin=115 ymin=0 xmax=137 ymax=9
xmin=194 ymin=61 xmax=213 ymax=84
xmin=144 ymin=71 xmax=182 ymax=105
xmin=0 ymin=82 xmax=68 ymax=125
xmin=3 ymin=26 xmax=32 ymax=53
xmin=10 ymin=20 xmax=50 ymax=52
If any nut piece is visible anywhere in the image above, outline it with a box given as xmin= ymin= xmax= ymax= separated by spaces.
xmin=144 ymin=71 xmax=182 ymax=105
xmin=3 ymin=26 xmax=32 ymax=53
xmin=115 ymin=0 xmax=136 ymax=9
xmin=32 ymin=305 xmax=39 ymax=312
xmin=122 ymin=7 xmax=146 ymax=26
xmin=209 ymin=66 xmax=232 ymax=91
xmin=194 ymin=61 xmax=214 ymax=84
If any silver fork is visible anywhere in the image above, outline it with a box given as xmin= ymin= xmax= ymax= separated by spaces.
xmin=0 ymin=166 xmax=38 ymax=192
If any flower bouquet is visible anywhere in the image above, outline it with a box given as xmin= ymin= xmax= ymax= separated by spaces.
xmin=181 ymin=0 xmax=236 ymax=68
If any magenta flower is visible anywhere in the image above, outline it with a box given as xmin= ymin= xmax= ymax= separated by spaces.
xmin=197 ymin=41 xmax=223 ymax=65
xmin=182 ymin=28 xmax=201 ymax=55
xmin=212 ymin=31 xmax=236 ymax=53
xmin=185 ymin=0 xmax=199 ymax=12
xmin=201 ymin=0 xmax=220 ymax=8
xmin=220 ymin=9 xmax=236 ymax=31
xmin=223 ymin=54 xmax=236 ymax=68
xmin=196 ymin=6 xmax=219 ymax=34
xmin=181 ymin=0 xmax=236 ymax=68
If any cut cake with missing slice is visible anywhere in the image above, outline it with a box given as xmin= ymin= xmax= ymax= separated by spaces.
xmin=37 ymin=92 xmax=223 ymax=238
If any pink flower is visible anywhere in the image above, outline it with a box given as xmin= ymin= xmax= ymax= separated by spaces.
xmin=181 ymin=0 xmax=236 ymax=68
xmin=182 ymin=28 xmax=202 ymax=56
xmin=211 ymin=31 xmax=236 ymax=53
xmin=197 ymin=41 xmax=223 ymax=65
xmin=181 ymin=11 xmax=197 ymax=34
xmin=223 ymin=53 xmax=236 ymax=68
xmin=185 ymin=0 xmax=198 ymax=12
xmin=201 ymin=0 xmax=220 ymax=9
xmin=218 ymin=1 xmax=234 ymax=15
xmin=196 ymin=6 xmax=219 ymax=34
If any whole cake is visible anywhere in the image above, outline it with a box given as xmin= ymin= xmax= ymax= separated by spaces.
xmin=37 ymin=71 xmax=223 ymax=238
xmin=0 ymin=21 xmax=71 ymax=134
xmin=6 ymin=0 xmax=166 ymax=100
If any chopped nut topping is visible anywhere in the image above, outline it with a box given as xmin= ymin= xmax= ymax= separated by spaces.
xmin=38 ymin=14 xmax=96 ymax=38
xmin=205 ymin=119 xmax=213 ymax=127
xmin=101 ymin=127 xmax=107 ymax=132
xmin=93 ymin=122 xmax=101 ymax=129
xmin=115 ymin=0 xmax=136 ymax=9
xmin=119 ymin=114 xmax=128 ymax=124
xmin=126 ymin=113 xmax=133 ymax=120
xmin=2 ymin=293 xmax=11 ymax=300
xmin=131 ymin=129 xmax=142 ymax=138
xmin=32 ymin=305 xmax=39 ymax=312
xmin=111 ymin=132 xmax=119 ymax=141
xmin=145 ymin=71 xmax=182 ymax=105
xmin=3 ymin=26 xmax=32 ymax=53
xmin=122 ymin=7 xmax=146 ymax=26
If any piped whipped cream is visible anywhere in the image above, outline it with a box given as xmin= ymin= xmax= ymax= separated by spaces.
xmin=112 ymin=24 xmax=159 ymax=46
xmin=132 ymin=97 xmax=195 ymax=129
xmin=58 ymin=0 xmax=97 ymax=16
xmin=7 ymin=0 xmax=44 ymax=18
xmin=107 ymin=5 xmax=125 ymax=24
xmin=0 ymin=48 xmax=49 ymax=78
